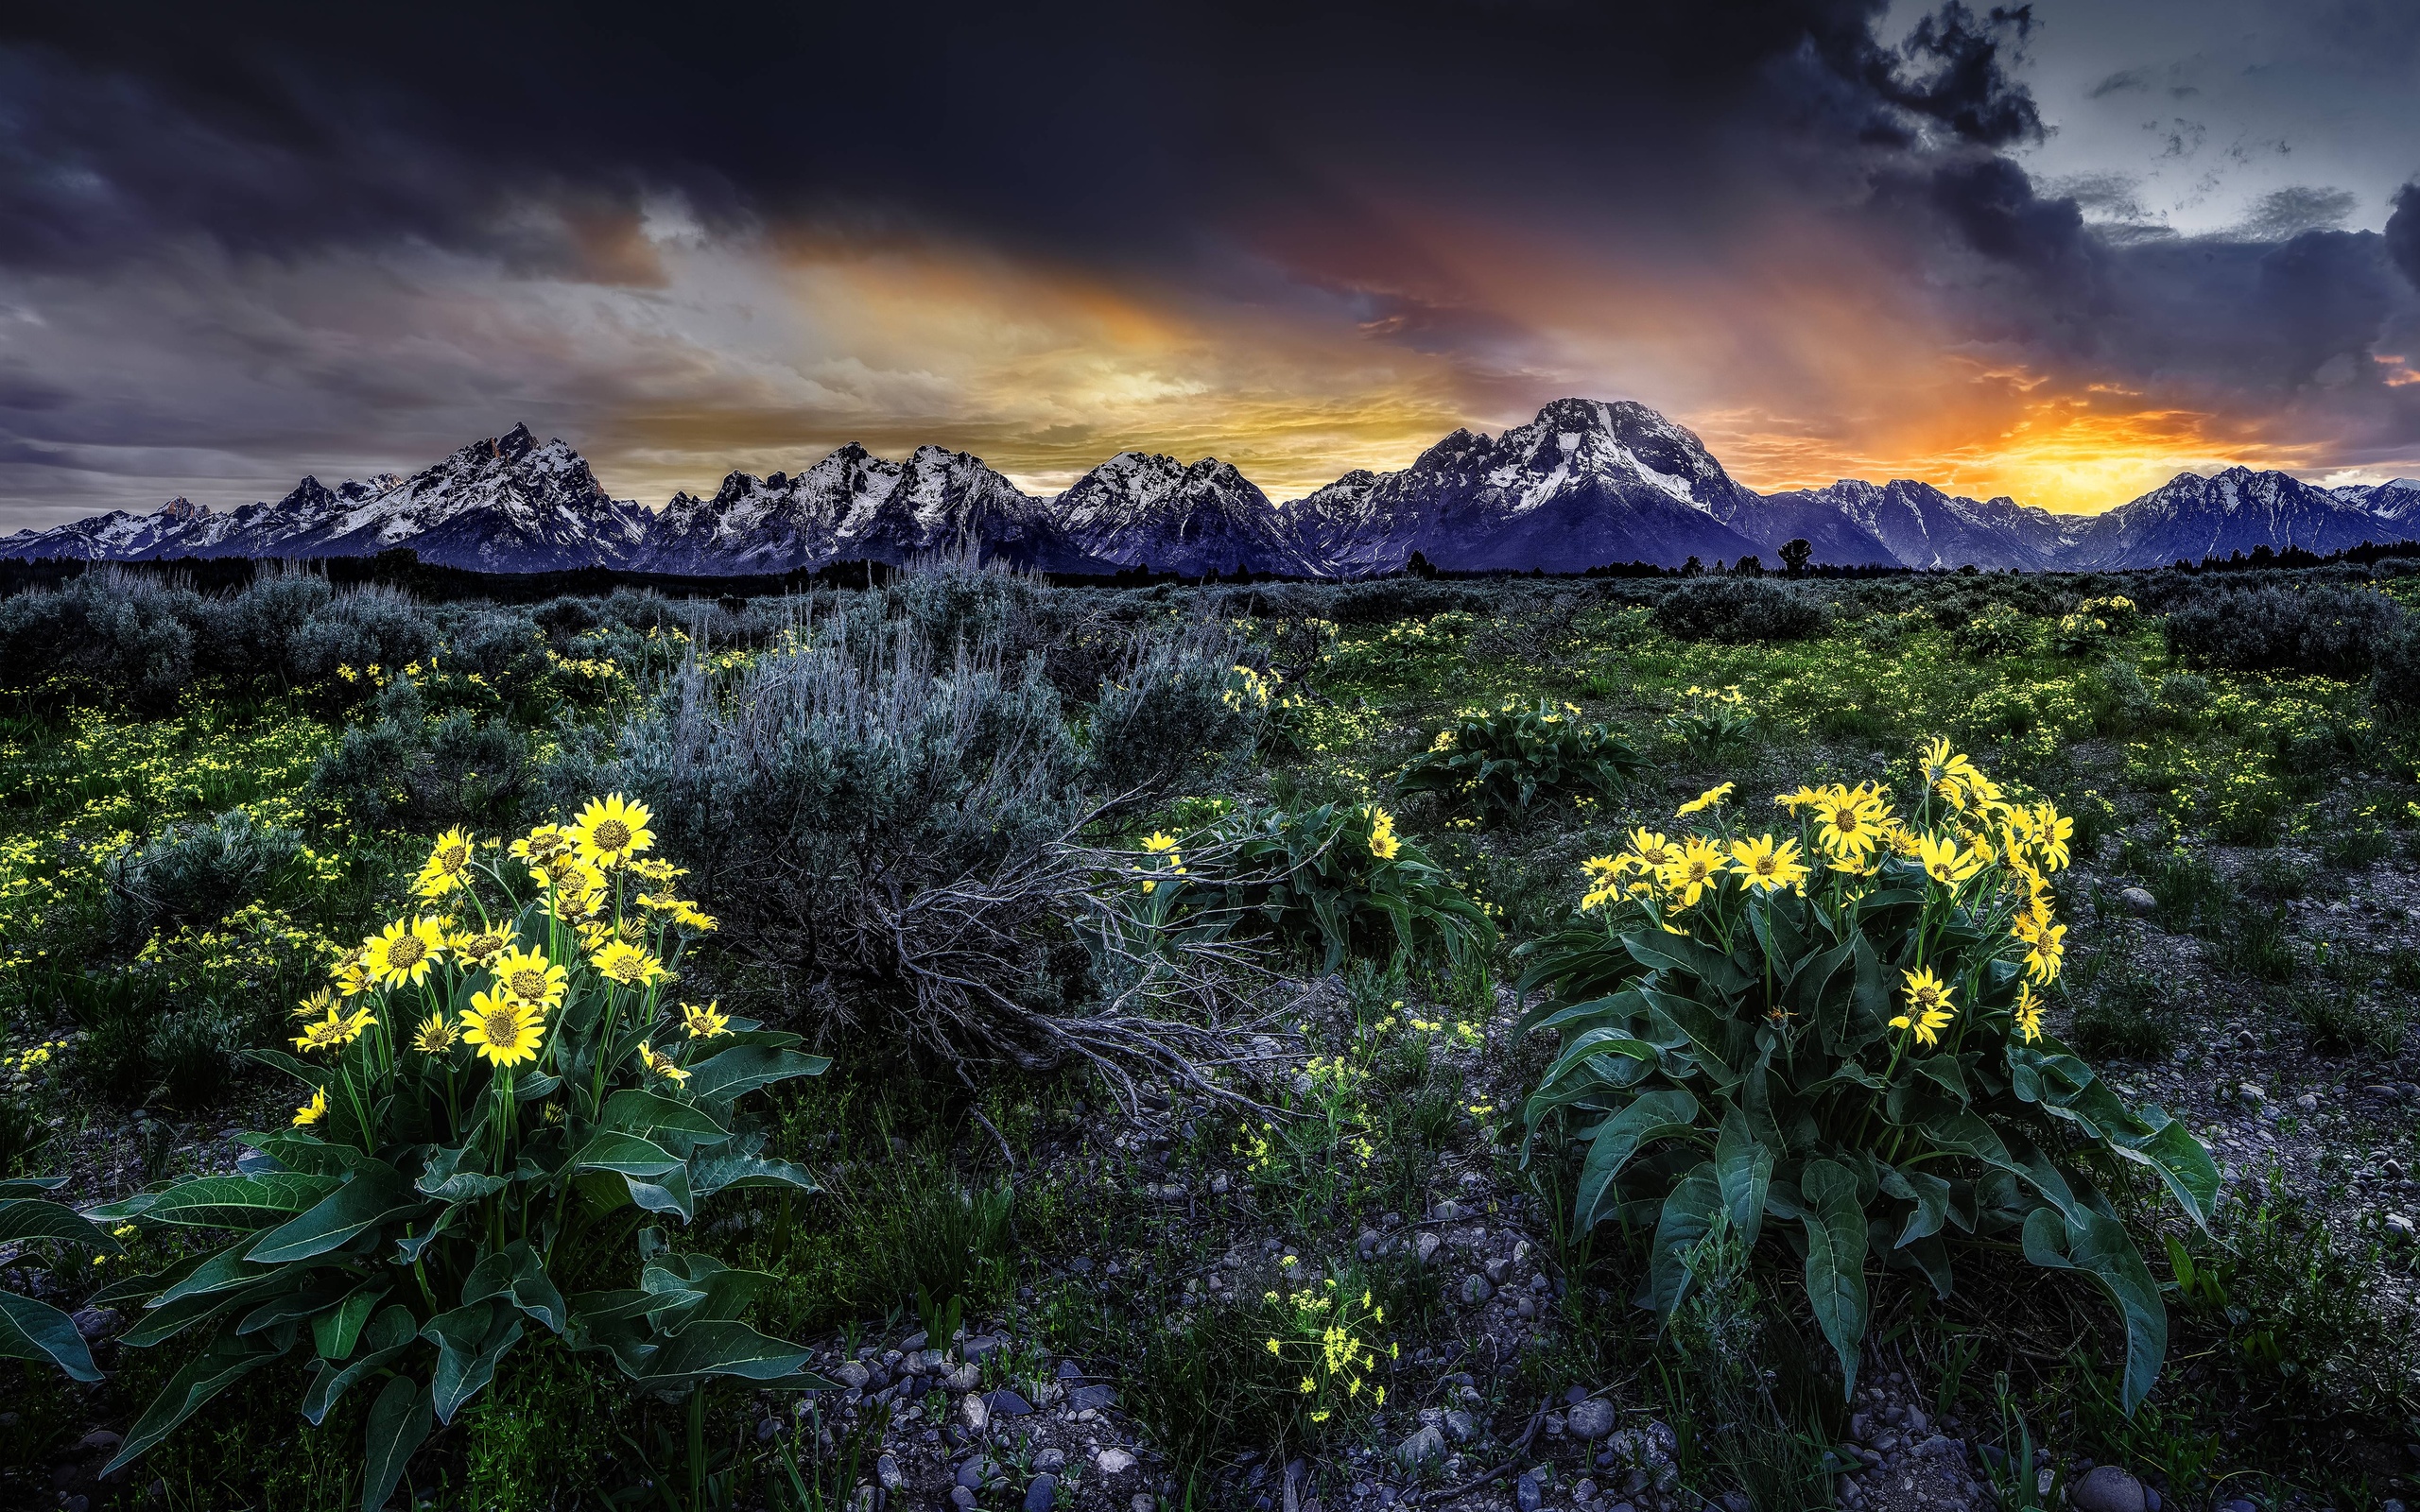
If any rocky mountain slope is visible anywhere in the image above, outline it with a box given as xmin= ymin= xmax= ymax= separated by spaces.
xmin=9 ymin=405 xmax=2419 ymax=575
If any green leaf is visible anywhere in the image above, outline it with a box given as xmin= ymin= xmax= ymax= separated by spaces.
xmin=1624 ymin=930 xmax=1753 ymax=997
xmin=566 ymin=1131 xmax=685 ymax=1181
xmin=1644 ymin=1164 xmax=1721 ymax=1315
xmin=237 ymin=1130 xmax=378 ymax=1177
xmin=0 ymin=1196 xmax=121 ymax=1250
xmin=0 ymin=1290 xmax=101 ymax=1382
xmin=625 ymin=1319 xmax=814 ymax=1388
xmin=688 ymin=1143 xmax=820 ymax=1200
xmin=2110 ymin=1113 xmax=2221 ymax=1230
xmin=1712 ymin=1112 xmax=1773 ymax=1250
xmin=302 ymin=1306 xmax=419 ymax=1426
xmin=1572 ymin=1090 xmax=1702 ymax=1231
xmin=103 ymin=1332 xmax=285 ymax=1475
xmin=1893 ymin=1169 xmax=1952 ymax=1248
xmin=143 ymin=1173 xmax=341 ymax=1229
xmin=313 ymin=1288 xmax=385 ymax=1361
xmin=2022 ymin=1207 xmax=2168 ymax=1415
xmin=361 ymin=1374 xmax=432 ymax=1512
xmin=422 ymin=1301 xmax=525 ymax=1424
xmin=1800 ymin=1159 xmax=1871 ymax=1400
xmin=462 ymin=1242 xmax=567 ymax=1334
xmin=246 ymin=1171 xmax=424 ymax=1264
xmin=601 ymin=1089 xmax=731 ymax=1145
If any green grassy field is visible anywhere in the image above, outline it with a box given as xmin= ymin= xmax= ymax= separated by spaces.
xmin=1 ymin=564 xmax=2415 ymax=1512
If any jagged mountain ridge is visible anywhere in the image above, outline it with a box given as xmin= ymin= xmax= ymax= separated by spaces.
xmin=9 ymin=404 xmax=2420 ymax=575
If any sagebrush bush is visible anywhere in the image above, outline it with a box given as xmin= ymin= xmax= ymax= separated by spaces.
xmin=582 ymin=583 xmax=1253 ymax=1071
xmin=1652 ymin=578 xmax=1825 ymax=643
xmin=310 ymin=677 xmax=531 ymax=829
xmin=2165 ymin=583 xmax=2403 ymax=679
xmin=0 ymin=568 xmax=199 ymax=708
xmin=102 ymin=809 xmax=302 ymax=944
xmin=1953 ymin=602 xmax=2035 ymax=657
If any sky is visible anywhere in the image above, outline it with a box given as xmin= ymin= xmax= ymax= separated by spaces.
xmin=1 ymin=0 xmax=2416 ymax=531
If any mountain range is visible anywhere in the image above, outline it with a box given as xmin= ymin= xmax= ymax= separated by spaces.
xmin=9 ymin=400 xmax=2417 ymax=576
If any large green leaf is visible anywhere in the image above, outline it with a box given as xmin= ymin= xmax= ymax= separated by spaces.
xmin=683 ymin=1043 xmax=831 ymax=1104
xmin=0 ymin=1196 xmax=121 ymax=1250
xmin=131 ymin=1172 xmax=340 ymax=1229
xmin=601 ymin=1089 xmax=731 ymax=1145
xmin=1644 ymin=1165 xmax=1722 ymax=1315
xmin=423 ymin=1300 xmax=525 ymax=1424
xmin=566 ymin=1131 xmax=686 ymax=1182
xmin=1713 ymin=1112 xmax=1773 ymax=1250
xmin=462 ymin=1242 xmax=567 ymax=1334
xmin=625 ymin=1319 xmax=814 ymax=1388
xmin=361 ymin=1374 xmax=432 ymax=1512
xmin=302 ymin=1305 xmax=419 ymax=1425
xmin=247 ymin=1171 xmax=424 ymax=1264
xmin=688 ymin=1143 xmax=820 ymax=1200
xmin=1572 ymin=1089 xmax=1702 ymax=1231
xmin=313 ymin=1287 xmax=388 ymax=1363
xmin=0 ymin=1290 xmax=101 ymax=1382
xmin=1800 ymin=1159 xmax=1870 ymax=1399
xmin=2022 ymin=1206 xmax=2168 ymax=1415
xmin=1624 ymin=930 xmax=1753 ymax=997
xmin=103 ymin=1332 xmax=285 ymax=1475
xmin=2107 ymin=1112 xmax=2221 ymax=1229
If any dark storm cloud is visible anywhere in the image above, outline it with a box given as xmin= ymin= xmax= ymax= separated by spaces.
xmin=2388 ymin=182 xmax=2420 ymax=293
xmin=0 ymin=0 xmax=2051 ymax=281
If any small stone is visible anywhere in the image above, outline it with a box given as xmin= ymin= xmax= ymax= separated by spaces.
xmin=1024 ymin=1472 xmax=1058 ymax=1512
xmin=959 ymin=1394 xmax=990 ymax=1433
xmin=1396 ymin=1424 xmax=1447 ymax=1468
xmin=835 ymin=1360 xmax=871 ymax=1389
xmin=2070 ymin=1465 xmax=2149 ymax=1512
xmin=945 ymin=1363 xmax=981 ymax=1391
xmin=876 ymin=1455 xmax=907 ymax=1491
xmin=1484 ymin=1257 xmax=1511 ymax=1284
xmin=1067 ymin=1383 xmax=1117 ymax=1410
xmin=1210 ymin=1174 xmax=1231 ymax=1194
xmin=950 ymin=1489 xmax=977 ymax=1511
xmin=2118 ymin=885 xmax=2156 ymax=916
xmin=1035 ymin=1449 xmax=1066 ymax=1473
xmin=1416 ymin=1232 xmax=1442 ymax=1265
xmin=985 ymin=1388 xmax=1034 ymax=1418
xmin=1097 ymin=1447 xmax=1137 ymax=1476
xmin=2237 ymin=1082 xmax=2265 ymax=1106
xmin=70 ymin=1309 xmax=119 ymax=1342
xmin=2385 ymin=1213 xmax=2416 ymax=1243
xmin=1516 ymin=1472 xmax=1544 ymax=1512
xmin=1433 ymin=1199 xmax=1464 ymax=1220
xmin=1566 ymin=1399 xmax=1616 ymax=1440
xmin=76 ymin=1430 xmax=123 ymax=1454
xmin=1460 ymin=1275 xmax=1493 ymax=1304
xmin=1443 ymin=1409 xmax=1476 ymax=1442
xmin=1542 ymin=1413 xmax=1564 ymax=1436
xmin=1132 ymin=1499 xmax=1157 ymax=1512
xmin=1574 ymin=1480 xmax=1597 ymax=1503
xmin=901 ymin=1330 xmax=929 ymax=1351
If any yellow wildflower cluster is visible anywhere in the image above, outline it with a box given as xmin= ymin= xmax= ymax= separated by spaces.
xmin=1262 ymin=1279 xmax=1393 ymax=1423
xmin=1134 ymin=831 xmax=1185 ymax=894
xmin=1364 ymin=806 xmax=1400 ymax=861
xmin=1581 ymin=821 xmax=1810 ymax=913
xmin=2 ymin=1037 xmax=68 ymax=1092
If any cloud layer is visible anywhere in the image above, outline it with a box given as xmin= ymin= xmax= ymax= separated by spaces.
xmin=1 ymin=0 xmax=2415 ymax=526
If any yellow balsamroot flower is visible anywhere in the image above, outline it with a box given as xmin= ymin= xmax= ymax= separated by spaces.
xmin=490 ymin=946 xmax=568 ymax=1013
xmin=1774 ymin=783 xmax=1824 ymax=814
xmin=450 ymin=925 xmax=511 ymax=967
xmin=1811 ymin=784 xmax=1888 ymax=860
xmin=460 ymin=988 xmax=545 ymax=1068
xmin=1675 ymin=781 xmax=1734 ymax=816
xmin=681 ymin=1000 xmax=732 ymax=1040
xmin=510 ymin=823 xmax=575 ymax=868
xmin=2012 ymin=983 xmax=2045 ymax=1044
xmin=411 ymin=1012 xmax=458 ymax=1055
xmin=290 ymin=1003 xmax=375 ymax=1055
xmin=1918 ymin=736 xmax=1980 ymax=794
xmin=1892 ymin=968 xmax=1956 ymax=1047
xmin=637 ymin=1042 xmax=691 ymax=1085
xmin=1660 ymin=836 xmax=1729 ymax=907
xmin=1729 ymin=833 xmax=1809 ymax=893
xmin=415 ymin=826 xmax=477 ymax=899
xmin=572 ymin=793 xmax=655 ymax=870
xmin=2019 ymin=920 xmax=2066 ymax=983
xmin=290 ymin=987 xmax=338 ymax=1022
xmin=292 ymin=1087 xmax=327 ymax=1127
xmin=2027 ymin=804 xmax=2073 ymax=871
xmin=670 ymin=901 xmax=717 ymax=932
xmin=1915 ymin=832 xmax=1983 ymax=887
xmin=363 ymin=917 xmax=446 ymax=988
xmin=593 ymin=938 xmax=664 ymax=988
xmin=1365 ymin=806 xmax=1401 ymax=861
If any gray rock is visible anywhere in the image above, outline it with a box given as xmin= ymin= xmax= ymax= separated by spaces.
xmin=1024 ymin=1473 xmax=1058 ymax=1512
xmin=1396 ymin=1425 xmax=1447 ymax=1468
xmin=1034 ymin=1449 xmax=1066 ymax=1473
xmin=2385 ymin=1213 xmax=2416 ymax=1243
xmin=1443 ymin=1409 xmax=1477 ymax=1442
xmin=945 ymin=1363 xmax=982 ymax=1391
xmin=2119 ymin=885 xmax=2156 ymax=916
xmin=900 ymin=1330 xmax=929 ymax=1351
xmin=1096 ymin=1447 xmax=1137 ymax=1476
xmin=1067 ymin=1383 xmax=1116 ymax=1411
xmin=963 ymin=1334 xmax=1008 ymax=1359
xmin=69 ymin=1309 xmax=118 ymax=1342
xmin=2070 ymin=1465 xmax=2149 ymax=1512
xmin=835 ymin=1360 xmax=871 ymax=1389
xmin=2293 ymin=1092 xmax=2319 ymax=1114
xmin=2218 ymin=1502 xmax=2258 ymax=1512
xmin=984 ymin=1388 xmax=1034 ymax=1418
xmin=1416 ymin=1232 xmax=1442 ymax=1266
xmin=958 ymin=1461 xmax=990 ymax=1490
xmin=959 ymin=1394 xmax=990 ymax=1433
xmin=1460 ymin=1275 xmax=1493 ymax=1304
xmin=950 ymin=1488 xmax=977 ymax=1511
xmin=1516 ymin=1472 xmax=1543 ymax=1512
xmin=1566 ymin=1399 xmax=1616 ymax=1440
xmin=876 ymin=1455 xmax=906 ymax=1492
